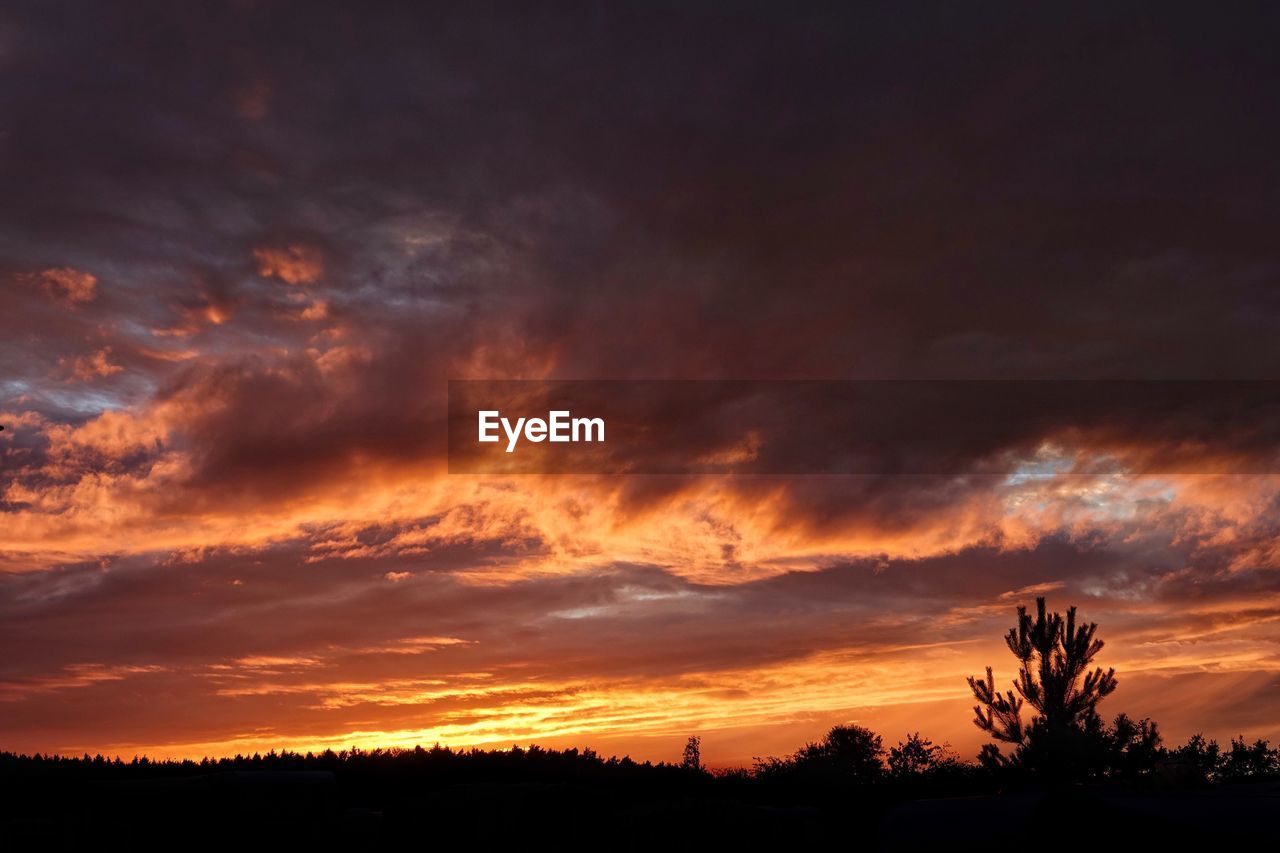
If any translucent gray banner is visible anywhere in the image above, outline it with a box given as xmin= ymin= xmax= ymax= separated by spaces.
xmin=447 ymin=380 xmax=1280 ymax=475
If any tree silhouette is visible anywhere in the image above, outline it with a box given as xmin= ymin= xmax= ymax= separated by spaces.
xmin=968 ymin=597 xmax=1118 ymax=776
xmin=751 ymin=724 xmax=885 ymax=783
xmin=887 ymin=733 xmax=959 ymax=779
xmin=1105 ymin=713 xmax=1162 ymax=778
xmin=1222 ymin=736 xmax=1279 ymax=779
xmin=797 ymin=725 xmax=883 ymax=781
xmin=681 ymin=735 xmax=703 ymax=772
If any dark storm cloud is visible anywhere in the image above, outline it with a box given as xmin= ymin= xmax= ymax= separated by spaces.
xmin=5 ymin=1 xmax=1280 ymax=489
xmin=4 ymin=1 xmax=1278 ymax=507
xmin=5 ymin=1 xmax=1280 ymax=385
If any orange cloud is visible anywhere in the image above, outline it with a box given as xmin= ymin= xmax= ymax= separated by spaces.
xmin=0 ymin=663 xmax=165 ymax=700
xmin=5 ymin=352 xmax=1279 ymax=584
xmin=300 ymin=298 xmax=329 ymax=320
xmin=27 ymin=267 xmax=97 ymax=305
xmin=150 ymin=296 xmax=235 ymax=338
xmin=254 ymin=245 xmax=324 ymax=285
xmin=138 ymin=345 xmax=201 ymax=362
xmin=62 ymin=346 xmax=123 ymax=381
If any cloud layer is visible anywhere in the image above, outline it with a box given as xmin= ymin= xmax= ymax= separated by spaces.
xmin=2 ymin=2 xmax=1280 ymax=765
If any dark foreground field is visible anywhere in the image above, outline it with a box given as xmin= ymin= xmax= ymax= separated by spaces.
xmin=5 ymin=756 xmax=1279 ymax=851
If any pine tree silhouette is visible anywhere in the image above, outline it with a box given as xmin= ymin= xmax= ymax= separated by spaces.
xmin=967 ymin=597 xmax=1117 ymax=776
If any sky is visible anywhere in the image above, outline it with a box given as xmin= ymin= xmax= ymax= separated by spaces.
xmin=2 ymin=2 xmax=1280 ymax=767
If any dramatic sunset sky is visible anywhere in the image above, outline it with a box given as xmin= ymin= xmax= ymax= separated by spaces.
xmin=3 ymin=3 xmax=1280 ymax=766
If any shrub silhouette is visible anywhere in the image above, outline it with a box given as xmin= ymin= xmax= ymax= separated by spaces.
xmin=1170 ymin=733 xmax=1221 ymax=781
xmin=1104 ymin=713 xmax=1162 ymax=779
xmin=1221 ymin=736 xmax=1279 ymax=779
xmin=968 ymin=596 xmax=1120 ymax=777
xmin=753 ymin=724 xmax=884 ymax=783
xmin=887 ymin=733 xmax=961 ymax=779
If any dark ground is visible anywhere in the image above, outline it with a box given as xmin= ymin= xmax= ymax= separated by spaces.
xmin=4 ymin=762 xmax=1279 ymax=850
